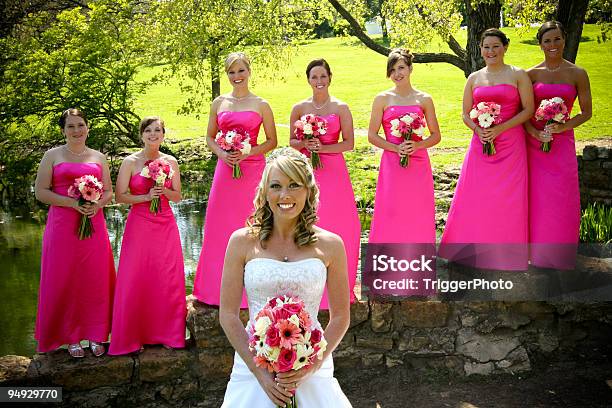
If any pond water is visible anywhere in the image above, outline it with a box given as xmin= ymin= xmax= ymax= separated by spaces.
xmin=0 ymin=201 xmax=372 ymax=357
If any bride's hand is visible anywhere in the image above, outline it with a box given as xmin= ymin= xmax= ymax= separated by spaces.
xmin=276 ymin=358 xmax=324 ymax=391
xmin=253 ymin=367 xmax=294 ymax=406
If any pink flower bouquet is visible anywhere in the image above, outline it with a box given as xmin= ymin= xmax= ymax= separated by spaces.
xmin=469 ymin=101 xmax=502 ymax=156
xmin=67 ymin=174 xmax=104 ymax=239
xmin=535 ymin=97 xmax=569 ymax=152
xmin=248 ymin=295 xmax=327 ymax=408
xmin=294 ymin=114 xmax=328 ymax=169
xmin=215 ymin=128 xmax=252 ymax=178
xmin=390 ymin=112 xmax=427 ymax=167
xmin=140 ymin=158 xmax=175 ymax=214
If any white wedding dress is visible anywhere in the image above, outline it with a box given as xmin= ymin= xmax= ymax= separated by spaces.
xmin=221 ymin=257 xmax=352 ymax=407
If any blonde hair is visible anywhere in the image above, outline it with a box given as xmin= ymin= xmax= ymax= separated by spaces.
xmin=224 ymin=52 xmax=251 ymax=73
xmin=247 ymin=148 xmax=319 ymax=247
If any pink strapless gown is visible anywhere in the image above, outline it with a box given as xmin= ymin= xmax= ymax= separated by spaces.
xmin=368 ymin=105 xmax=436 ymax=244
xmin=528 ymin=83 xmax=580 ymax=269
xmin=440 ymin=84 xmax=528 ymax=270
xmin=35 ymin=162 xmax=116 ymax=352
xmin=193 ymin=111 xmax=265 ymax=307
xmin=108 ymin=174 xmax=186 ymax=355
xmin=301 ymin=114 xmax=360 ymax=307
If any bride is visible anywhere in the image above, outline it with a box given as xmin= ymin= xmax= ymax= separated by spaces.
xmin=219 ymin=148 xmax=353 ymax=407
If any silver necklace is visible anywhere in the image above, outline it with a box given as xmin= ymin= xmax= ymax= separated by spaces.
xmin=283 ymin=256 xmax=289 ymax=262
xmin=544 ymin=63 xmax=562 ymax=72
xmin=230 ymin=92 xmax=251 ymax=101
xmin=485 ymin=65 xmax=508 ymax=77
xmin=312 ymin=97 xmax=330 ymax=110
xmin=65 ymin=145 xmax=87 ymax=156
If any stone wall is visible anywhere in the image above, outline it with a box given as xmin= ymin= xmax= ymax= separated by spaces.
xmin=578 ymin=145 xmax=612 ymax=206
xmin=2 ymin=298 xmax=611 ymax=408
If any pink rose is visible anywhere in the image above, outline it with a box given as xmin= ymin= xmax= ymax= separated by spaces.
xmin=277 ymin=348 xmax=297 ymax=372
xmin=265 ymin=325 xmax=281 ymax=347
xmin=310 ymin=328 xmax=322 ymax=345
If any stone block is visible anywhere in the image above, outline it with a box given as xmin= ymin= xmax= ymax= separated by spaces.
xmin=397 ymin=301 xmax=449 ymax=328
xmin=317 ymin=309 xmax=330 ymax=328
xmin=31 ymin=352 xmax=133 ymax=391
xmin=495 ymin=346 xmax=531 ymax=373
xmin=139 ymin=347 xmax=193 ymax=382
xmin=0 ymin=355 xmax=31 ymax=384
xmin=597 ymin=147 xmax=610 ymax=159
xmin=370 ymin=301 xmax=393 ymax=332
xmin=355 ymin=334 xmax=393 ymax=350
xmin=602 ymin=161 xmax=612 ymax=169
xmin=197 ymin=349 xmax=234 ymax=379
xmin=361 ymin=353 xmax=384 ymax=367
xmin=349 ymin=300 xmax=369 ymax=328
xmin=332 ymin=347 xmax=361 ymax=370
xmin=464 ymin=361 xmax=494 ymax=376
xmin=582 ymin=145 xmax=598 ymax=160
xmin=455 ymin=328 xmax=521 ymax=363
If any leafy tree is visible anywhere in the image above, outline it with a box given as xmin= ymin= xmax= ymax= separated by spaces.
xmin=152 ymin=0 xmax=318 ymax=112
xmin=327 ymin=0 xmax=592 ymax=75
xmin=0 ymin=0 xmax=153 ymax=198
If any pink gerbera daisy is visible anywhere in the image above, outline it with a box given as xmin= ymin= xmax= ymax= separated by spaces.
xmin=276 ymin=319 xmax=301 ymax=349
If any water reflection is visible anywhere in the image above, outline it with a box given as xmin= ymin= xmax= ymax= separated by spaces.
xmin=0 ymin=200 xmax=371 ymax=357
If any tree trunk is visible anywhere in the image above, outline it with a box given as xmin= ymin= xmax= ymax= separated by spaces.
xmin=380 ymin=14 xmax=388 ymax=43
xmin=556 ymin=0 xmax=589 ymax=63
xmin=463 ymin=0 xmax=502 ymax=76
xmin=210 ymin=47 xmax=221 ymax=100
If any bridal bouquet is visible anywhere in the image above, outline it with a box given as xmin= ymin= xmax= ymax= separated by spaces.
xmin=469 ymin=101 xmax=502 ymax=156
xmin=535 ymin=97 xmax=569 ymax=152
xmin=140 ymin=158 xmax=175 ymax=214
xmin=67 ymin=174 xmax=103 ymax=239
xmin=294 ymin=114 xmax=327 ymax=169
xmin=390 ymin=112 xmax=427 ymax=167
xmin=215 ymin=128 xmax=252 ymax=178
xmin=248 ymin=295 xmax=327 ymax=408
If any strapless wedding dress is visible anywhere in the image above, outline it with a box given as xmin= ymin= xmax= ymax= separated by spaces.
xmin=221 ymin=258 xmax=352 ymax=407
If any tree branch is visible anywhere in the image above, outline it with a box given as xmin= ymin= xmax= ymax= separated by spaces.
xmin=326 ymin=0 xmax=465 ymax=70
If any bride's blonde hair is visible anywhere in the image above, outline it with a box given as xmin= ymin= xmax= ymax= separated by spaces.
xmin=247 ymin=148 xmax=319 ymax=247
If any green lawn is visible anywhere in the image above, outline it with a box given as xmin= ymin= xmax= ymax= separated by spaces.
xmin=134 ymin=24 xmax=611 ymax=192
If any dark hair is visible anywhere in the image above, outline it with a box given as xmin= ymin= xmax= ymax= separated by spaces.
xmin=306 ymin=58 xmax=332 ymax=80
xmin=386 ymin=48 xmax=414 ymax=77
xmin=139 ymin=116 xmax=165 ymax=135
xmin=537 ymin=21 xmax=567 ymax=44
xmin=480 ymin=28 xmax=510 ymax=46
xmin=58 ymin=108 xmax=88 ymax=128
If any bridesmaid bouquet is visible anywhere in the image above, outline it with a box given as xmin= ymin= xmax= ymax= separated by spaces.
xmin=535 ymin=97 xmax=569 ymax=152
xmin=67 ymin=175 xmax=103 ymax=240
xmin=248 ymin=295 xmax=328 ymax=408
xmin=294 ymin=114 xmax=327 ymax=169
xmin=390 ymin=112 xmax=427 ymax=167
xmin=469 ymin=101 xmax=502 ymax=156
xmin=215 ymin=128 xmax=252 ymax=178
xmin=140 ymin=158 xmax=175 ymax=214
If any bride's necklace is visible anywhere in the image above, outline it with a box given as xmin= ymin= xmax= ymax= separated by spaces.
xmin=65 ymin=145 xmax=87 ymax=156
xmin=312 ymin=97 xmax=330 ymax=110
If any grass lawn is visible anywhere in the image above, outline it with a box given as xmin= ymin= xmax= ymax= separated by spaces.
xmin=134 ymin=25 xmax=611 ymax=202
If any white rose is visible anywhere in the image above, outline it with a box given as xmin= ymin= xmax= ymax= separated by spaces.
xmin=400 ymin=115 xmax=414 ymax=124
xmin=413 ymin=126 xmax=425 ymax=136
xmin=303 ymin=123 xmax=313 ymax=134
xmin=391 ymin=129 xmax=401 ymax=138
xmin=254 ymin=316 xmax=271 ymax=337
xmin=469 ymin=109 xmax=478 ymax=119
xmin=551 ymin=97 xmax=564 ymax=104
xmin=288 ymin=314 xmax=300 ymax=327
xmin=240 ymin=143 xmax=251 ymax=155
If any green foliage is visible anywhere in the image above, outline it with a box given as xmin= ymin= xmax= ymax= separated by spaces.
xmin=580 ymin=202 xmax=612 ymax=243
xmin=151 ymin=0 xmax=319 ymax=113
xmin=0 ymin=0 xmax=154 ymax=196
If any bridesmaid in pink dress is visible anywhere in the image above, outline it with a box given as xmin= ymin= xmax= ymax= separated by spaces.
xmin=440 ymin=29 xmax=535 ymax=270
xmin=524 ymin=21 xmax=592 ymax=269
xmin=367 ymin=48 xmax=441 ymax=245
xmin=193 ymin=52 xmax=278 ymax=307
xmin=34 ymin=108 xmax=115 ymax=358
xmin=109 ymin=117 xmax=185 ymax=355
xmin=289 ymin=59 xmax=360 ymax=307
